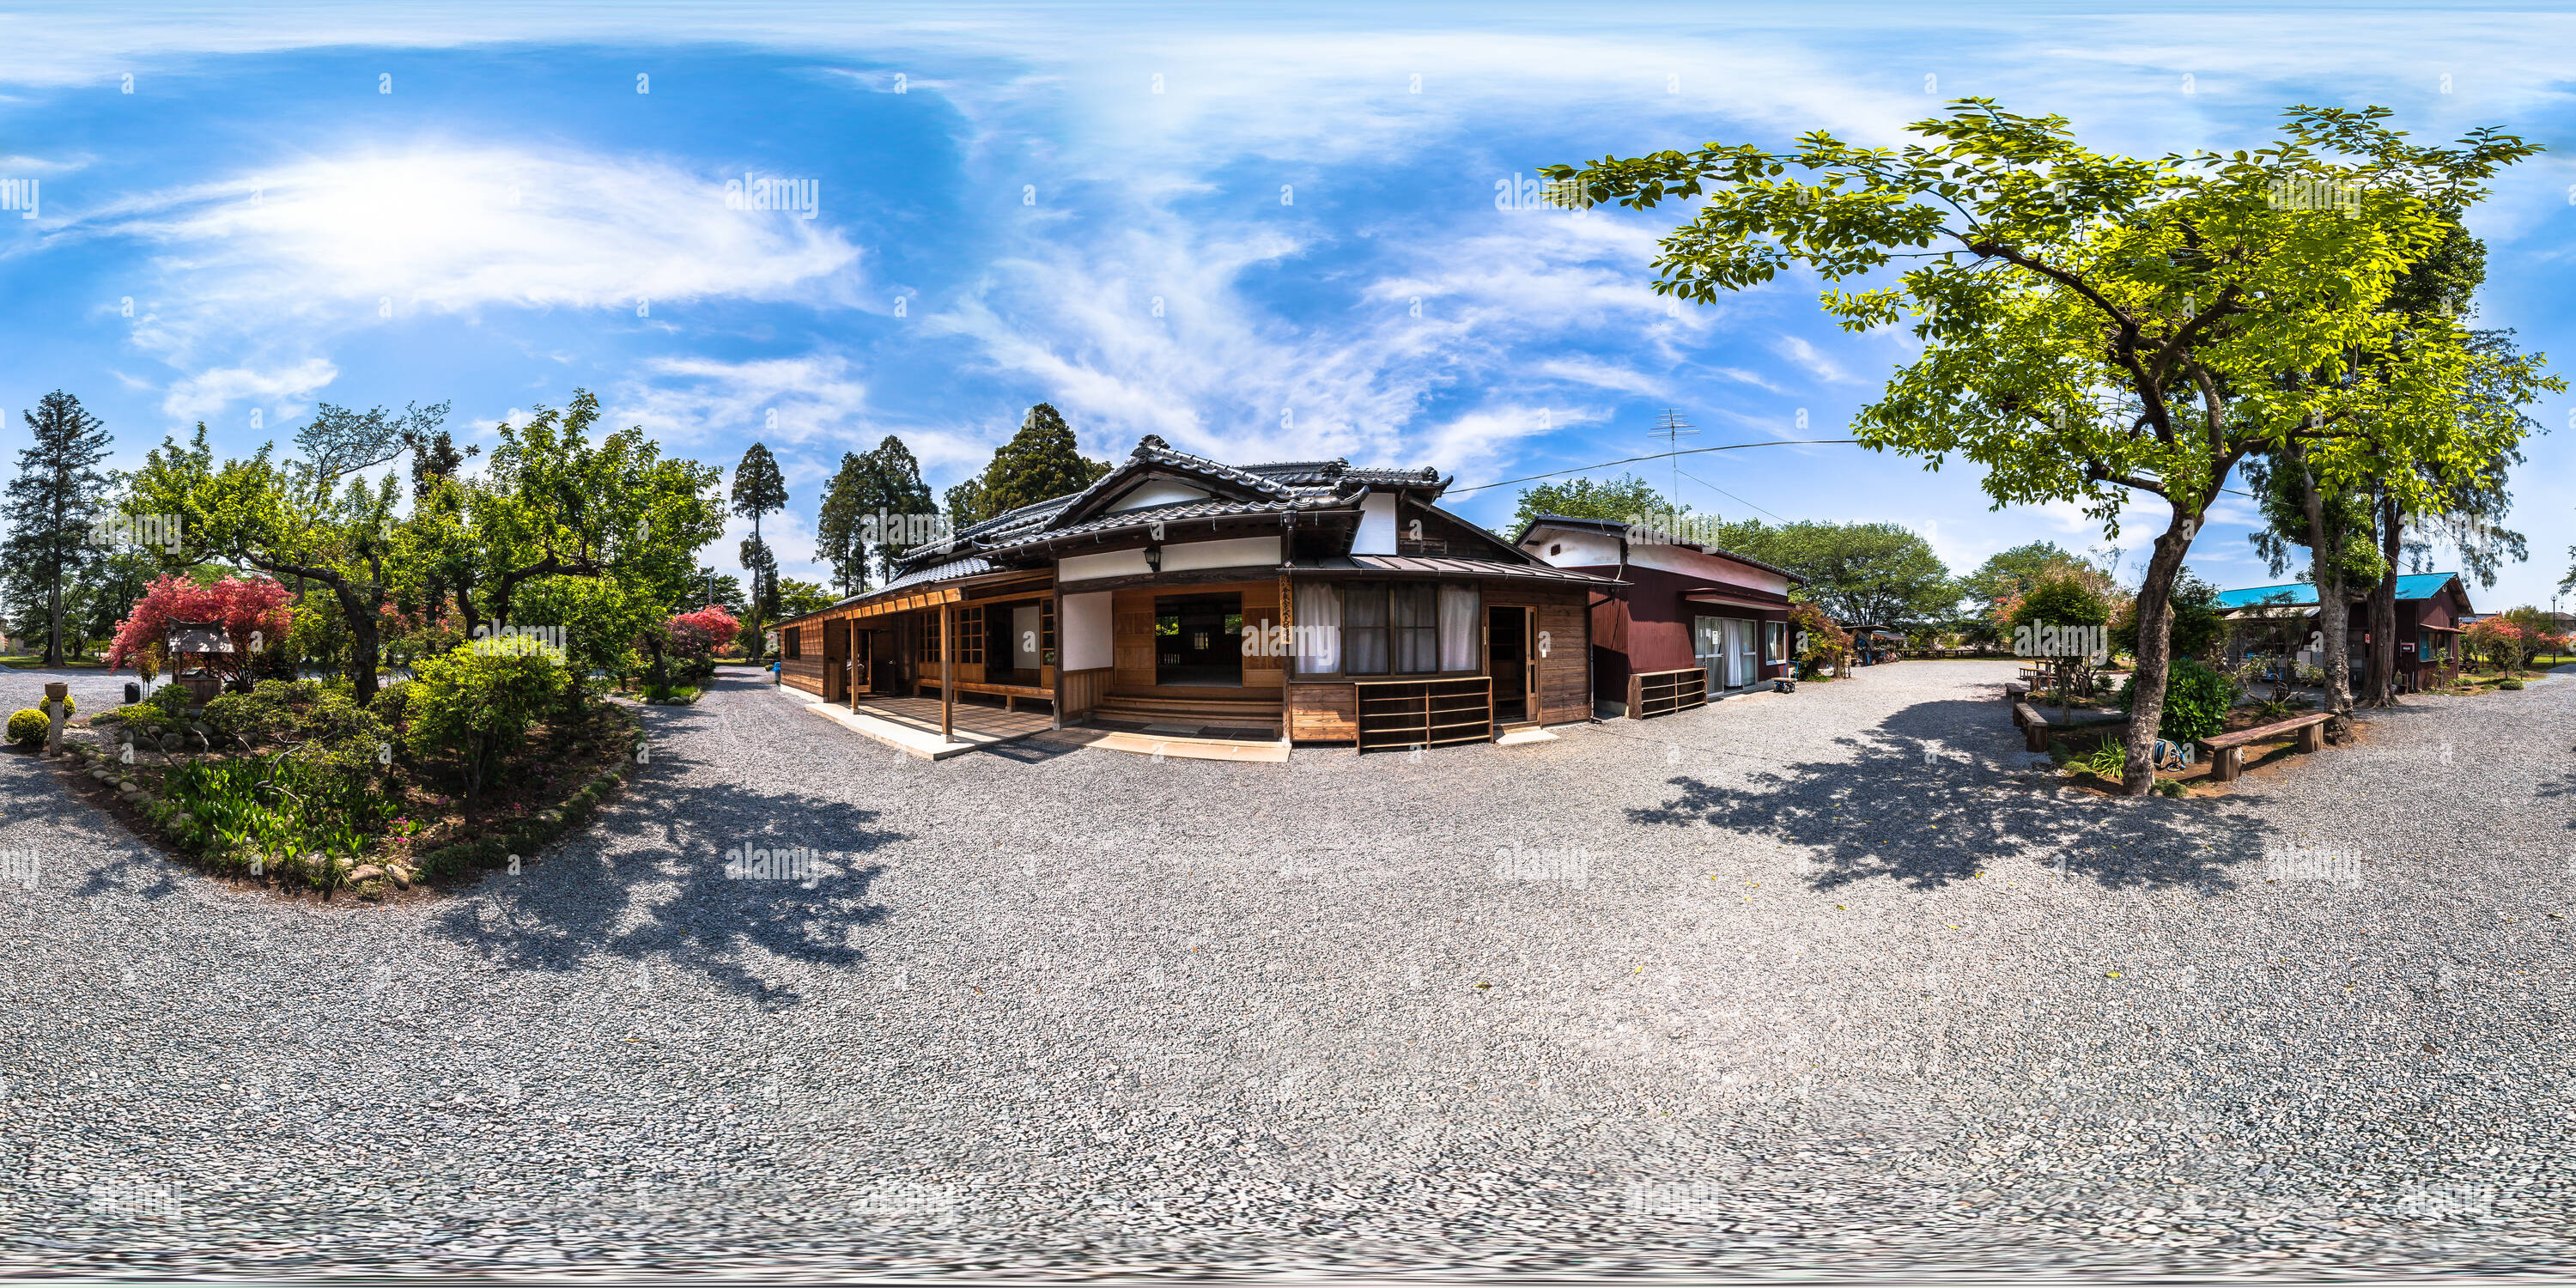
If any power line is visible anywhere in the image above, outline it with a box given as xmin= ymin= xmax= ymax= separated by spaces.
xmin=1448 ymin=439 xmax=1861 ymax=496
xmin=1676 ymin=465 xmax=1785 ymax=523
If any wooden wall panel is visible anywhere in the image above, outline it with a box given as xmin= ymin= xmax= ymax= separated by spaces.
xmin=1289 ymin=683 xmax=1358 ymax=742
xmin=1242 ymin=580 xmax=1283 ymax=671
xmin=1535 ymin=592 xmax=1591 ymax=726
xmin=1111 ymin=588 xmax=1158 ymax=689
xmin=1061 ymin=666 xmax=1112 ymax=717
xmin=781 ymin=658 xmax=824 ymax=695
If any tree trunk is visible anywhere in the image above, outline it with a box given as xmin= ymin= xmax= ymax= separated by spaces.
xmin=2363 ymin=489 xmax=2400 ymax=708
xmin=2120 ymin=508 xmax=2202 ymax=797
xmin=46 ymin=571 xmax=62 ymax=668
xmin=2294 ymin=456 xmax=2354 ymax=720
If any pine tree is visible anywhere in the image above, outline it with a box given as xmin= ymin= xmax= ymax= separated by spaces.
xmin=2 ymin=391 xmax=114 ymax=666
xmin=977 ymin=404 xmax=1111 ymax=518
xmin=814 ymin=452 xmax=870 ymax=598
xmin=730 ymin=443 xmax=788 ymax=657
xmin=861 ymin=436 xmax=936 ymax=581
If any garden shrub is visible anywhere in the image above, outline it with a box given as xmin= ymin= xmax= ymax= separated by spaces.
xmin=2498 ymin=677 xmax=2524 ymax=690
xmin=405 ymin=643 xmax=571 ymax=804
xmin=2117 ymin=658 xmax=2237 ymax=744
xmin=369 ymin=680 xmax=413 ymax=733
xmin=6 ymin=709 xmax=46 ymax=747
xmin=148 ymin=683 xmax=192 ymax=720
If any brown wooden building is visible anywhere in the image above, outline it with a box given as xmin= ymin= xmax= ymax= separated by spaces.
xmin=1511 ymin=513 xmax=1804 ymax=716
xmin=775 ymin=436 xmax=1622 ymax=750
xmin=2215 ymin=572 xmax=2475 ymax=693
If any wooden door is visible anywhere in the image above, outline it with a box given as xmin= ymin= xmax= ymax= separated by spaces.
xmin=823 ymin=619 xmax=849 ymax=702
xmin=851 ymin=629 xmax=873 ymax=697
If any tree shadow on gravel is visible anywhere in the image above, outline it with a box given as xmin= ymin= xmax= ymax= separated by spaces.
xmin=1628 ymin=694 xmax=2278 ymax=892
xmin=421 ymin=699 xmax=907 ymax=1008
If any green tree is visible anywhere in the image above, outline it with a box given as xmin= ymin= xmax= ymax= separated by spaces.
xmin=776 ymin=577 xmax=835 ymax=617
xmin=404 ymin=644 xmax=569 ymax=805
xmin=975 ymin=403 xmax=1110 ymax=519
xmin=861 ymin=436 xmax=937 ymax=581
xmin=2110 ymin=569 xmax=2222 ymax=662
xmin=1508 ymin=473 xmax=1675 ymax=535
xmin=943 ymin=476 xmax=988 ymax=532
xmin=1959 ymin=542 xmax=2117 ymax=616
xmin=814 ymin=452 xmax=872 ymax=598
xmin=1550 ymin=101 xmax=2554 ymax=793
xmin=131 ymin=422 xmax=410 ymax=703
xmin=2 ymin=391 xmax=115 ymax=665
xmin=730 ymin=443 xmax=787 ymax=657
xmin=1720 ymin=520 xmax=1954 ymax=626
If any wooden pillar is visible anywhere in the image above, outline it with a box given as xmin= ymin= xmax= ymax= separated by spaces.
xmin=940 ymin=602 xmax=955 ymax=742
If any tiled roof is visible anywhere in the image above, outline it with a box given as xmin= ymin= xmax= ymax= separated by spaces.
xmin=1510 ymin=513 xmax=1807 ymax=585
xmin=1291 ymin=555 xmax=1625 ymax=587
xmin=886 ymin=436 xmax=1463 ymax=580
xmin=2215 ymin=573 xmax=2463 ymax=610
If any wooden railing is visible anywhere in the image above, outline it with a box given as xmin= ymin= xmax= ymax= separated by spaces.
xmin=1628 ymin=666 xmax=1709 ymax=719
xmin=1353 ymin=677 xmax=1492 ymax=753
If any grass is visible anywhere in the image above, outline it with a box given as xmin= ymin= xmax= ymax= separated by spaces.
xmin=0 ymin=654 xmax=111 ymax=670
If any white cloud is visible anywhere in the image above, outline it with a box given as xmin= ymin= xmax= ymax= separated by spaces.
xmin=1769 ymin=334 xmax=1858 ymax=386
xmin=607 ymin=353 xmax=873 ymax=453
xmin=64 ymin=146 xmax=864 ymax=369
xmin=161 ymin=358 xmax=338 ymax=426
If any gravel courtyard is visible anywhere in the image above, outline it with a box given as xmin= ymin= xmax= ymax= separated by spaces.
xmin=1 ymin=659 xmax=2569 ymax=1277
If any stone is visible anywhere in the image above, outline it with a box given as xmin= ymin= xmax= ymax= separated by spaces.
xmin=347 ymin=865 xmax=386 ymax=884
xmin=388 ymin=866 xmax=413 ymax=889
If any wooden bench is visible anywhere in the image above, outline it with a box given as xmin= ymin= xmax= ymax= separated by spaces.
xmin=2199 ymin=712 xmax=2333 ymax=782
xmin=2013 ymin=702 xmax=2050 ymax=752
xmin=2005 ymin=680 xmax=2031 ymax=702
xmin=914 ymin=677 xmax=1055 ymax=712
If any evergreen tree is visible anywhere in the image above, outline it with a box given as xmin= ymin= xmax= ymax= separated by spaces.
xmin=975 ymin=404 xmax=1111 ymax=519
xmin=862 ymin=436 xmax=936 ymax=580
xmin=2 ymin=391 xmax=115 ymax=665
xmin=729 ymin=443 xmax=787 ymax=656
xmin=814 ymin=452 xmax=870 ymax=598
xmin=943 ymin=476 xmax=988 ymax=533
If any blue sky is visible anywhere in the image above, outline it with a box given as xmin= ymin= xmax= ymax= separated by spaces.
xmin=4 ymin=1 xmax=2573 ymax=611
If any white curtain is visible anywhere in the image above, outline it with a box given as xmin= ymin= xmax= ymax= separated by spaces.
xmin=1293 ymin=582 xmax=1340 ymax=676
xmin=1438 ymin=583 xmax=1479 ymax=671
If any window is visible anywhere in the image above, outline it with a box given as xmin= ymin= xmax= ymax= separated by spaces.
xmin=1041 ymin=598 xmax=1055 ymax=654
xmin=1765 ymin=621 xmax=1785 ymax=665
xmin=1390 ymin=583 xmax=1437 ymax=673
xmin=1437 ymin=583 xmax=1479 ymax=671
xmin=1293 ymin=582 xmax=1340 ymax=675
xmin=957 ymin=605 xmax=985 ymax=664
xmin=1344 ymin=583 xmax=1389 ymax=675
xmin=785 ymin=625 xmax=802 ymax=659
xmin=914 ymin=611 xmax=940 ymax=663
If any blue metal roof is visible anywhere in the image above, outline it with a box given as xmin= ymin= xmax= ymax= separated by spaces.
xmin=2215 ymin=573 xmax=2460 ymax=609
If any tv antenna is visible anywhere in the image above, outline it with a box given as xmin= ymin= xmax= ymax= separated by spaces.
xmin=1648 ymin=409 xmax=1697 ymax=510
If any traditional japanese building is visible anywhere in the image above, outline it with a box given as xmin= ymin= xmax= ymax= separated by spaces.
xmin=775 ymin=436 xmax=1619 ymax=750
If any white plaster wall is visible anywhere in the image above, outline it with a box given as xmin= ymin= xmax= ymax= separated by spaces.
xmin=1060 ymin=591 xmax=1114 ymax=671
xmin=1160 ymin=535 xmax=1279 ymax=572
xmin=1057 ymin=548 xmax=1152 ymax=584
xmin=1352 ymin=492 xmax=1400 ymax=555
xmin=1631 ymin=543 xmax=1792 ymax=596
xmin=1522 ymin=523 xmax=1791 ymax=595
xmin=1106 ymin=478 xmax=1212 ymax=512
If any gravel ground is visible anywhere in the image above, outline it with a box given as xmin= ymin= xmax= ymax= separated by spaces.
xmin=0 ymin=659 xmax=2570 ymax=1278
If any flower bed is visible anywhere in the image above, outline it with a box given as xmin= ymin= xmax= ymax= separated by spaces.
xmin=66 ymin=671 xmax=641 ymax=898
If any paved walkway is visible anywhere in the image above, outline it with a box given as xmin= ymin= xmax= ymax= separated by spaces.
xmin=0 ymin=662 xmax=2568 ymax=1274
